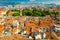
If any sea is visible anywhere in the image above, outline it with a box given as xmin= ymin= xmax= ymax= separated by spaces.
xmin=0 ymin=0 xmax=29 ymax=6
xmin=0 ymin=0 xmax=58 ymax=6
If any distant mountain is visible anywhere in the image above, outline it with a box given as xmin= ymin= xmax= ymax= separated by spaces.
xmin=44 ymin=3 xmax=57 ymax=6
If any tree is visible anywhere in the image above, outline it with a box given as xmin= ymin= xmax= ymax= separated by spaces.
xmin=6 ymin=10 xmax=10 ymax=16
xmin=32 ymin=8 xmax=41 ymax=16
xmin=22 ymin=9 xmax=32 ymax=16
xmin=6 ymin=9 xmax=20 ymax=16
xmin=40 ymin=10 xmax=46 ymax=16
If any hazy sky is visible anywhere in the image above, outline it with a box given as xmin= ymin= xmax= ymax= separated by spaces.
xmin=0 ymin=0 xmax=60 ymax=4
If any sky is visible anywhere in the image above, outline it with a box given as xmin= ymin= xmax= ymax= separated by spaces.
xmin=0 ymin=0 xmax=60 ymax=4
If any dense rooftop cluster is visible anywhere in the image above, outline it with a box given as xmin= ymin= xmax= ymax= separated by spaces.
xmin=0 ymin=7 xmax=60 ymax=40
xmin=0 ymin=15 xmax=54 ymax=39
